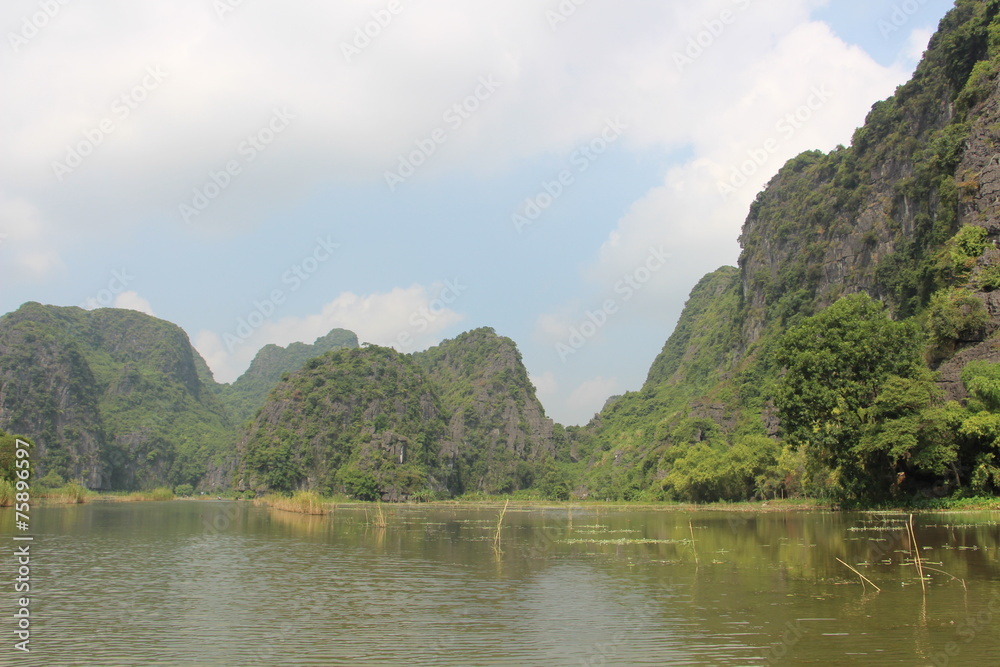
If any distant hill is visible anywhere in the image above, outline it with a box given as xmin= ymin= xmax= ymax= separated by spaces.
xmin=223 ymin=328 xmax=561 ymax=499
xmin=230 ymin=344 xmax=453 ymax=500
xmin=0 ymin=303 xmax=231 ymax=489
xmin=219 ymin=329 xmax=358 ymax=425
xmin=413 ymin=327 xmax=560 ymax=494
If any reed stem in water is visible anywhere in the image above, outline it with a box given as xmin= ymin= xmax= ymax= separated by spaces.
xmin=836 ymin=557 xmax=881 ymax=593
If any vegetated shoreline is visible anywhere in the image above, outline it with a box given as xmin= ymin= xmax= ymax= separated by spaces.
xmin=245 ymin=494 xmax=1000 ymax=515
xmin=8 ymin=487 xmax=998 ymax=513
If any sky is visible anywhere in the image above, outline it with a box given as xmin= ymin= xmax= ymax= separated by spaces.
xmin=0 ymin=0 xmax=956 ymax=426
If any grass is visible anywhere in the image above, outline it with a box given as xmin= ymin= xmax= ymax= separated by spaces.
xmin=96 ymin=487 xmax=175 ymax=503
xmin=0 ymin=479 xmax=13 ymax=506
xmin=365 ymin=501 xmax=388 ymax=527
xmin=43 ymin=482 xmax=90 ymax=504
xmin=254 ymin=491 xmax=328 ymax=515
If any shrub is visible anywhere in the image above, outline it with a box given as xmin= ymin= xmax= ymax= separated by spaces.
xmin=37 ymin=471 xmax=65 ymax=490
xmin=148 ymin=487 xmax=175 ymax=501
xmin=926 ymin=288 xmax=989 ymax=362
xmin=979 ymin=263 xmax=1000 ymax=291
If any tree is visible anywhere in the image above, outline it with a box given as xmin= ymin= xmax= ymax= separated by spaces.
xmin=337 ymin=465 xmax=381 ymax=501
xmin=0 ymin=431 xmax=34 ymax=484
xmin=856 ymin=374 xmax=962 ymax=491
xmin=774 ymin=293 xmax=925 ymax=498
xmin=958 ymin=361 xmax=1000 ymax=493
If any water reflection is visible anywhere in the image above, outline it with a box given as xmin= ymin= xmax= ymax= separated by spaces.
xmin=0 ymin=503 xmax=997 ymax=665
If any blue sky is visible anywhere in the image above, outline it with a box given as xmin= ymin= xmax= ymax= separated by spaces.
xmin=0 ymin=0 xmax=956 ymax=425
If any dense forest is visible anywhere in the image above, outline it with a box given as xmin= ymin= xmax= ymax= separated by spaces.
xmin=3 ymin=0 xmax=1000 ymax=505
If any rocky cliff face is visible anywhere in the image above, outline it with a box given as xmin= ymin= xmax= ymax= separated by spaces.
xmin=584 ymin=0 xmax=1000 ymax=494
xmin=414 ymin=328 xmax=556 ymax=494
xmin=739 ymin=1 xmax=1000 ymax=347
xmin=219 ymin=328 xmax=359 ymax=425
xmin=0 ymin=304 xmax=107 ymax=486
xmin=227 ymin=329 xmax=557 ymax=498
xmin=0 ymin=303 xmax=232 ymax=489
xmin=231 ymin=345 xmax=453 ymax=499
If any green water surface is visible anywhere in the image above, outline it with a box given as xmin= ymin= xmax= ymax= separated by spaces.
xmin=1 ymin=502 xmax=998 ymax=666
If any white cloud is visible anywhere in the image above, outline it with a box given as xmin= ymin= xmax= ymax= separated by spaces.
xmin=0 ymin=0 xmax=833 ymax=240
xmin=587 ymin=20 xmax=908 ymax=293
xmin=0 ymin=193 xmax=61 ymax=278
xmin=535 ymin=17 xmax=913 ymax=347
xmin=566 ymin=377 xmax=621 ymax=425
xmin=1 ymin=0 xmax=943 ymax=428
xmin=904 ymin=28 xmax=934 ymax=63
xmin=195 ymin=283 xmax=464 ymax=383
xmin=113 ymin=291 xmax=155 ymax=316
xmin=530 ymin=371 xmax=558 ymax=400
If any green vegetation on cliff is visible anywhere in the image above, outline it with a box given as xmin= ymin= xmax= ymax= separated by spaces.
xmin=219 ymin=328 xmax=358 ymax=425
xmin=413 ymin=327 xmax=558 ymax=495
xmin=236 ymin=345 xmax=452 ymax=500
xmin=235 ymin=329 xmax=562 ymax=500
xmin=577 ymin=0 xmax=1000 ymax=504
xmin=0 ymin=303 xmax=232 ymax=490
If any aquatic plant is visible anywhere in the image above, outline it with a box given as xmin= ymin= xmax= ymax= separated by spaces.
xmin=256 ymin=491 xmax=328 ymax=515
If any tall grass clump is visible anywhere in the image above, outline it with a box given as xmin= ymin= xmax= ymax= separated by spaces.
xmin=256 ymin=491 xmax=327 ymax=515
xmin=44 ymin=482 xmax=89 ymax=505
xmin=0 ymin=479 xmax=14 ymax=506
xmin=147 ymin=487 xmax=176 ymax=501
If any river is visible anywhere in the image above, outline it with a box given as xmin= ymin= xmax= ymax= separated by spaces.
xmin=1 ymin=502 xmax=998 ymax=665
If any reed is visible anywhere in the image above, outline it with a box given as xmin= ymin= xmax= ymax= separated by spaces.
xmin=0 ymin=479 xmax=13 ymax=506
xmin=836 ymin=557 xmax=881 ymax=593
xmin=372 ymin=501 xmax=387 ymax=527
xmin=689 ymin=519 xmax=699 ymax=565
xmin=494 ymin=499 xmax=509 ymax=552
xmin=920 ymin=566 xmax=967 ymax=592
xmin=42 ymin=482 xmax=89 ymax=504
xmin=258 ymin=491 xmax=327 ymax=515
xmin=907 ymin=514 xmax=927 ymax=594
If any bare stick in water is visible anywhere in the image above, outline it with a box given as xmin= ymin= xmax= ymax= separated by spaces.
xmin=908 ymin=514 xmax=927 ymax=594
xmin=689 ymin=519 xmax=699 ymax=565
xmin=494 ymin=499 xmax=509 ymax=552
xmin=836 ymin=557 xmax=882 ymax=593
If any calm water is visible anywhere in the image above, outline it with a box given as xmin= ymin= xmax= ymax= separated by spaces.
xmin=1 ymin=502 xmax=998 ymax=666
